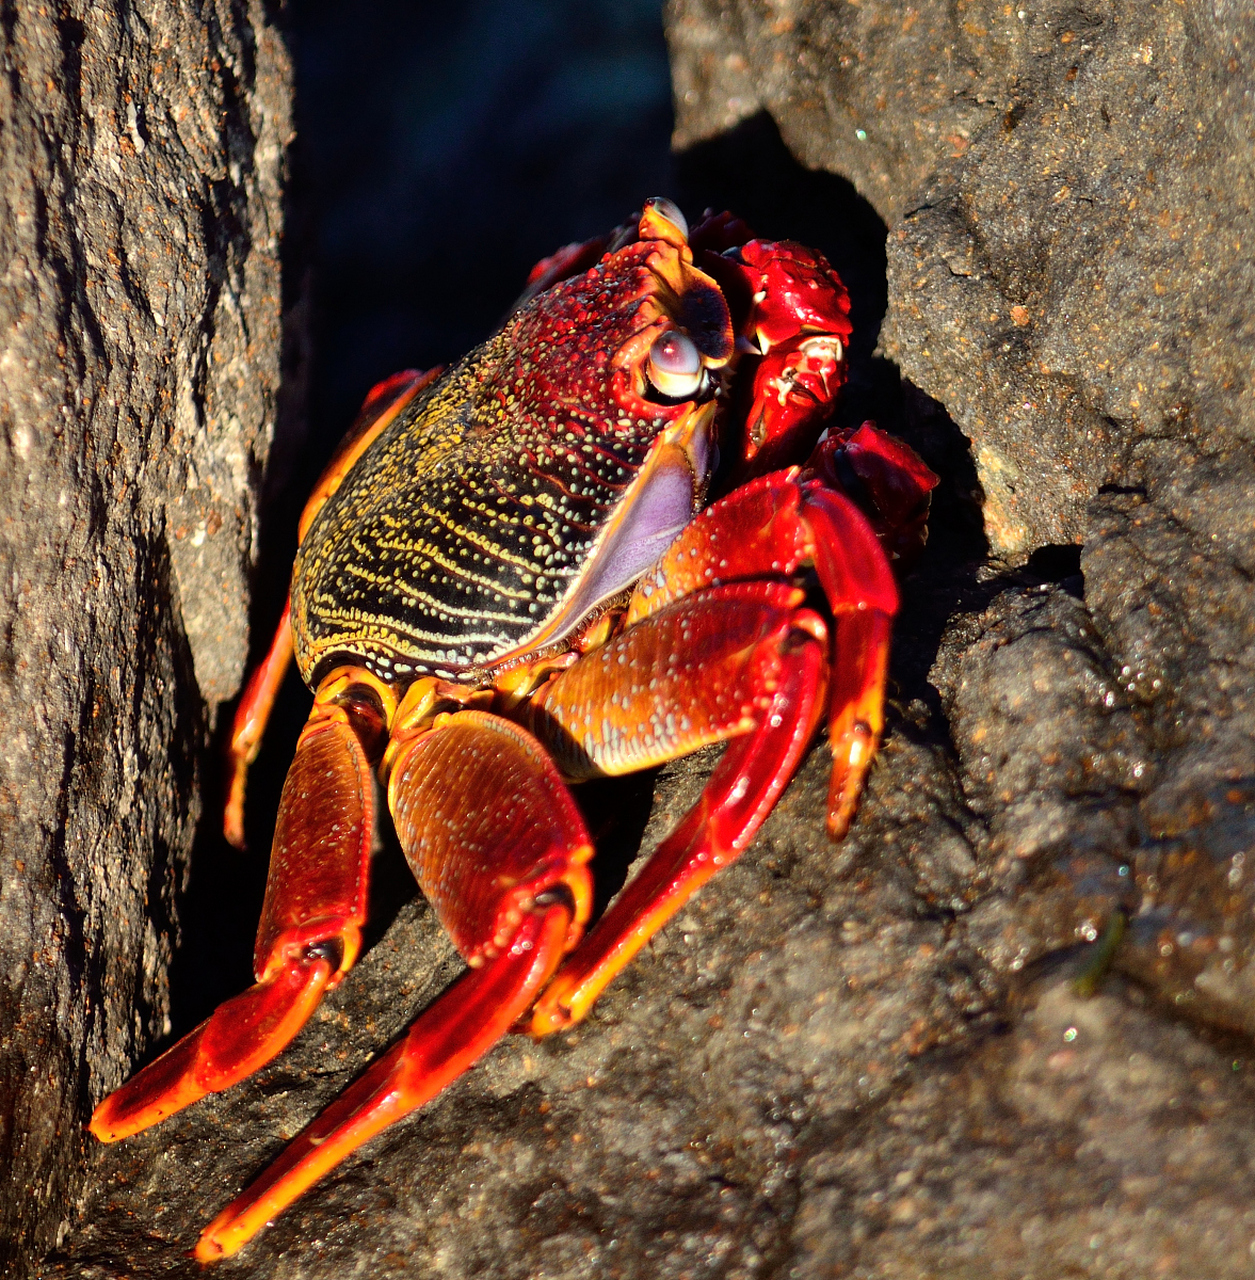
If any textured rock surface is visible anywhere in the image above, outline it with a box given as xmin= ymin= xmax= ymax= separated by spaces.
xmin=667 ymin=0 xmax=1001 ymax=223
xmin=883 ymin=1 xmax=1255 ymax=557
xmin=0 ymin=1 xmax=292 ymax=1270
xmin=875 ymin=0 xmax=1255 ymax=1038
xmin=35 ymin=0 xmax=1255 ymax=1277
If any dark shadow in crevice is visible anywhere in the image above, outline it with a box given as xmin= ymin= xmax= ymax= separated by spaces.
xmin=573 ymin=771 xmax=661 ymax=922
xmin=875 ymin=379 xmax=994 ymax=742
xmin=1023 ymin=542 xmax=1084 ymax=597
xmin=363 ymin=820 xmax=421 ymax=956
xmin=1024 ymin=541 xmax=1082 ymax=581
xmin=164 ymin=672 xmax=300 ymax=1037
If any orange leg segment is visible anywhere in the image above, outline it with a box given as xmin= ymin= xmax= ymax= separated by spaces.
xmin=88 ymin=958 xmax=334 ymax=1142
xmin=195 ymin=901 xmax=572 ymax=1262
xmin=628 ymin=470 xmax=898 ymax=838
xmin=802 ymin=486 xmax=898 ymax=837
xmin=387 ymin=710 xmax=594 ymax=962
xmin=224 ymin=601 xmax=294 ymax=848
xmin=194 ymin=710 xmax=594 ymax=1260
xmin=526 ymin=584 xmax=828 ymax=1032
xmin=91 ymin=698 xmax=375 ymax=1143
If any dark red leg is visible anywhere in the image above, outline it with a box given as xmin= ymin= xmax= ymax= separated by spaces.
xmin=626 ymin=470 xmax=900 ymax=837
xmin=802 ymin=486 xmax=899 ymax=837
xmin=91 ymin=693 xmax=375 ymax=1141
xmin=523 ymin=582 xmax=828 ymax=1032
xmin=195 ymin=906 xmax=571 ymax=1261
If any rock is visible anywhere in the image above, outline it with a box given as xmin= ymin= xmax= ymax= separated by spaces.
xmin=792 ymin=971 xmax=1255 ymax=1279
xmin=676 ymin=0 xmax=1255 ymax=1272
xmin=666 ymin=0 xmax=1000 ymax=223
xmin=875 ymin=0 xmax=1255 ymax=1042
xmin=883 ymin=3 xmax=1255 ymax=558
xmin=937 ymin=582 xmax=1149 ymax=973
xmin=0 ymin=1 xmax=292 ymax=1271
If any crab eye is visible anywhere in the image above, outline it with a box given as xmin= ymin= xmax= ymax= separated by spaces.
xmin=647 ymin=330 xmax=704 ymax=399
xmin=643 ymin=196 xmax=689 ymax=241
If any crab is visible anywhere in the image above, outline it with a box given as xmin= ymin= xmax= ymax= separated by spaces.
xmin=89 ymin=198 xmax=937 ymax=1260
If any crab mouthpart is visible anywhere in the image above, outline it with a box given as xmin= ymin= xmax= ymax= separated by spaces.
xmin=799 ymin=334 xmax=845 ymax=365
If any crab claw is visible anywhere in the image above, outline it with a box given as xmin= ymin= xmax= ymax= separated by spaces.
xmin=88 ymin=958 xmax=337 ymax=1142
xmin=717 ymin=240 xmax=854 ymax=481
xmin=809 ymin=422 xmax=940 ymax=570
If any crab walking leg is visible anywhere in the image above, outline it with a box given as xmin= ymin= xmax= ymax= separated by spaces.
xmin=524 ymin=582 xmax=828 ymax=1033
xmin=800 ymin=487 xmax=899 ymax=838
xmin=195 ymin=710 xmax=593 ymax=1261
xmin=224 ymin=601 xmax=294 ymax=847
xmin=90 ymin=697 xmax=375 ymax=1142
xmin=195 ymin=905 xmax=571 ymax=1262
xmin=626 ymin=471 xmax=899 ymax=838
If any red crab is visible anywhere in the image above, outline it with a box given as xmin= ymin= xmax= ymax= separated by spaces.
xmin=89 ymin=198 xmax=937 ymax=1259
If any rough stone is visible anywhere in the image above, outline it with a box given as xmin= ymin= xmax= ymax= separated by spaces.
xmin=882 ymin=1 xmax=1255 ymax=556
xmin=666 ymin=0 xmax=1001 ymax=223
xmin=0 ymin=1 xmax=292 ymax=1270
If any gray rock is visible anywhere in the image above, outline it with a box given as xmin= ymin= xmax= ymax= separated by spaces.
xmin=666 ymin=0 xmax=999 ymax=223
xmin=874 ymin=0 xmax=1255 ymax=1044
xmin=882 ymin=1 xmax=1255 ymax=556
xmin=0 ymin=1 xmax=292 ymax=1270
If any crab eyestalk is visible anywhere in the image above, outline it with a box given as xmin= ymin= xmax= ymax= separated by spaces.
xmin=646 ymin=329 xmax=704 ymax=399
xmin=640 ymin=195 xmax=689 ymax=244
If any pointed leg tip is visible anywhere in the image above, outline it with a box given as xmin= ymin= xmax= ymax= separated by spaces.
xmin=196 ymin=1195 xmax=270 ymax=1262
xmin=87 ymin=1085 xmax=200 ymax=1143
xmin=193 ymin=1223 xmax=234 ymax=1263
xmin=85 ymin=1026 xmax=214 ymax=1144
xmin=825 ymin=766 xmax=862 ymax=843
xmin=223 ymin=815 xmax=246 ymax=851
xmin=86 ymin=1106 xmax=120 ymax=1144
xmin=527 ymin=981 xmax=577 ymax=1037
xmin=223 ymin=768 xmax=248 ymax=848
xmin=826 ymin=810 xmax=851 ymax=842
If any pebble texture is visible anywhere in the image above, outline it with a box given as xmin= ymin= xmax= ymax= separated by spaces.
xmin=28 ymin=0 xmax=1255 ymax=1277
xmin=0 ymin=2 xmax=292 ymax=1270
